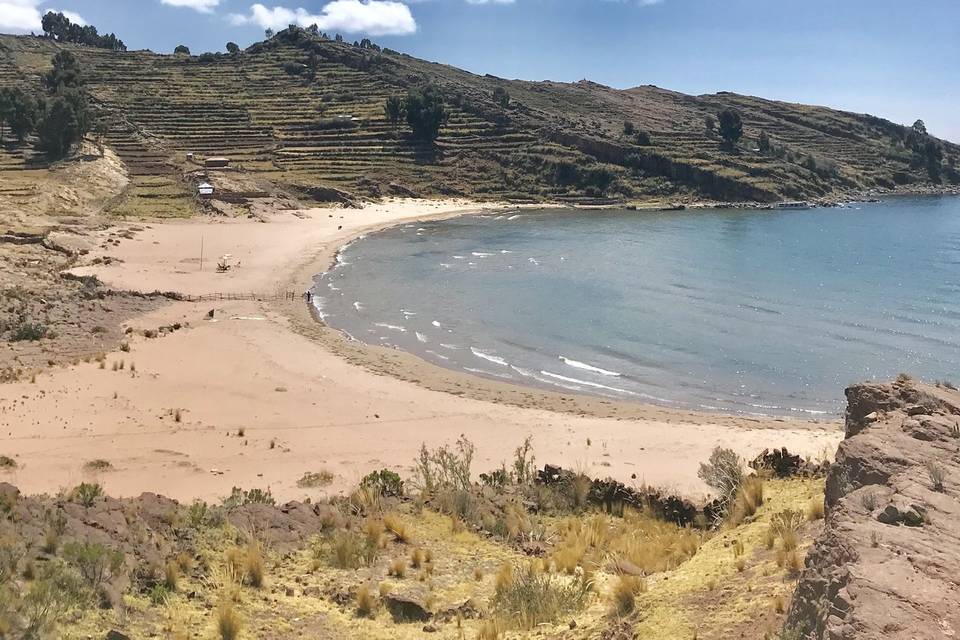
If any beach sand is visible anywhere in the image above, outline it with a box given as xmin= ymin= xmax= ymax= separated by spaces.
xmin=0 ymin=199 xmax=843 ymax=502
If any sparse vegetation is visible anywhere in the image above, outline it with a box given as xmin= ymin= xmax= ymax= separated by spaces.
xmin=298 ymin=470 xmax=335 ymax=488
xmin=217 ymin=602 xmax=241 ymax=640
xmin=926 ymin=461 xmax=947 ymax=492
xmin=492 ymin=563 xmax=591 ymax=630
xmin=71 ymin=482 xmax=103 ymax=507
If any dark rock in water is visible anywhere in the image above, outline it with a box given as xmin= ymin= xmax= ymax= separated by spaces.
xmin=384 ymin=592 xmax=432 ymax=622
xmin=786 ymin=378 xmax=960 ymax=640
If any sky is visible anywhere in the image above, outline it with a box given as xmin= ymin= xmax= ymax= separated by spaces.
xmin=2 ymin=0 xmax=957 ymax=141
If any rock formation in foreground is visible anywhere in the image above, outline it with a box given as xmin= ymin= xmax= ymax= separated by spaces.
xmin=786 ymin=377 xmax=960 ymax=639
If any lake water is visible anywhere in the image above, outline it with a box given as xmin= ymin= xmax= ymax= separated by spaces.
xmin=313 ymin=197 xmax=960 ymax=418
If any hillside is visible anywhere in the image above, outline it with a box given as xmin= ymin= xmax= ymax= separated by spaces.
xmin=2 ymin=28 xmax=958 ymax=218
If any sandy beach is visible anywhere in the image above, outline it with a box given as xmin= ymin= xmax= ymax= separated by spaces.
xmin=0 ymin=199 xmax=843 ymax=502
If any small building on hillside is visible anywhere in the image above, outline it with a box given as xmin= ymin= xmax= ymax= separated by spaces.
xmin=197 ymin=182 xmax=215 ymax=197
xmin=204 ymin=157 xmax=231 ymax=169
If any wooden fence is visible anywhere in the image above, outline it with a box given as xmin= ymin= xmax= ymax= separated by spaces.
xmin=172 ymin=291 xmax=302 ymax=303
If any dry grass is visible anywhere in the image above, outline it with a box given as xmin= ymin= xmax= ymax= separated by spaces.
xmin=492 ymin=562 xmax=592 ymax=630
xmin=806 ymin=498 xmax=825 ymax=521
xmin=297 ymin=470 xmax=334 ymax=488
xmin=729 ymin=476 xmax=765 ymax=524
xmin=410 ymin=547 xmax=424 ymax=569
xmin=383 ymin=512 xmax=412 ymax=543
xmin=216 ymin=602 xmax=241 ymax=640
xmin=388 ymin=557 xmax=406 ymax=578
xmin=477 ymin=619 xmax=502 ymax=640
xmin=611 ymin=575 xmax=646 ymax=616
xmin=355 ymin=583 xmax=376 ymax=618
xmin=328 ymin=531 xmax=378 ymax=569
xmin=164 ymin=560 xmax=180 ymax=591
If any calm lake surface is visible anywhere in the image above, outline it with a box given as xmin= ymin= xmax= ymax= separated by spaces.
xmin=314 ymin=197 xmax=960 ymax=417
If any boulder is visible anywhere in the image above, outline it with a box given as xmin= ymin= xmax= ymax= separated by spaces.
xmin=786 ymin=379 xmax=960 ymax=639
xmin=384 ymin=592 xmax=432 ymax=623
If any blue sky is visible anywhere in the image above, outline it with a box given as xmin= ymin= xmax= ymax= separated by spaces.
xmin=3 ymin=0 xmax=957 ymax=141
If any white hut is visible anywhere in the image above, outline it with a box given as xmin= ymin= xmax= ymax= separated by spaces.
xmin=197 ymin=182 xmax=215 ymax=196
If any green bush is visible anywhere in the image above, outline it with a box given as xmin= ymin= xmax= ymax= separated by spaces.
xmin=10 ymin=322 xmax=47 ymax=342
xmin=71 ymin=482 xmax=103 ymax=507
xmin=62 ymin=541 xmax=124 ymax=590
xmin=360 ymin=469 xmax=404 ymax=497
xmin=222 ymin=487 xmax=275 ymax=509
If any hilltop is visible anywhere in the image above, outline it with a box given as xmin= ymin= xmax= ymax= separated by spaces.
xmin=1 ymin=27 xmax=958 ymax=218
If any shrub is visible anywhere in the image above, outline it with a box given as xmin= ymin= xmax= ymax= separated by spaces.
xmin=698 ymin=447 xmax=744 ymax=508
xmin=512 ymin=436 xmax=536 ymax=485
xmin=360 ymin=469 xmax=404 ymax=497
xmin=62 ymin=541 xmax=124 ymax=589
xmin=298 ymin=470 xmax=335 ymax=488
xmin=222 ymin=487 xmax=274 ymax=509
xmin=11 ymin=322 xmax=47 ymax=342
xmin=860 ymin=490 xmax=879 ymax=511
xmin=164 ymin=560 xmax=179 ymax=591
xmin=413 ymin=436 xmax=474 ymax=495
xmin=71 ymin=482 xmax=103 ymax=507
xmin=83 ymin=459 xmax=112 ymax=472
xmin=0 ymin=456 xmax=16 ymax=470
xmin=217 ymin=602 xmax=241 ymax=640
xmin=492 ymin=563 xmax=591 ymax=630
xmin=410 ymin=548 xmax=424 ymax=569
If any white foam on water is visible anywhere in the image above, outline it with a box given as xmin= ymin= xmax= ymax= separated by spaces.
xmin=353 ymin=301 xmax=363 ymax=312
xmin=463 ymin=367 xmax=514 ymax=380
xmin=432 ymin=321 xmax=442 ymax=328
xmin=425 ymin=350 xmax=449 ymax=361
xmin=472 ymin=252 xmax=494 ymax=257
xmin=401 ymin=309 xmax=417 ymax=318
xmin=374 ymin=323 xmax=406 ymax=332
xmin=528 ymin=258 xmax=540 ymax=265
xmin=439 ymin=343 xmax=460 ymax=350
xmin=507 ymin=215 xmax=521 ymax=220
xmin=559 ymin=356 xmax=621 ymax=377
xmin=471 ymin=347 xmax=509 ymax=367
xmin=415 ymin=332 xmax=429 ymax=343
xmin=539 ymin=371 xmax=635 ymax=395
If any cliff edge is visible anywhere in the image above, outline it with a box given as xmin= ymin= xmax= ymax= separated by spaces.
xmin=786 ymin=377 xmax=960 ymax=639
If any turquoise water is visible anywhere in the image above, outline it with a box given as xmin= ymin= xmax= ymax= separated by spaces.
xmin=314 ymin=197 xmax=960 ymax=417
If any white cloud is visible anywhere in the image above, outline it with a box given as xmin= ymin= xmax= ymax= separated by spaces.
xmin=0 ymin=1 xmax=88 ymax=33
xmin=229 ymin=1 xmax=417 ymax=36
xmin=160 ymin=0 xmax=221 ymax=13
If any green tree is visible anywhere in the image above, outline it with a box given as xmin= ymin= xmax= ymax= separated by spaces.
xmin=758 ymin=130 xmax=771 ymax=154
xmin=717 ymin=109 xmax=743 ymax=151
xmin=5 ymin=88 xmax=39 ymax=142
xmin=912 ymin=119 xmax=927 ymax=136
xmin=403 ymin=84 xmax=448 ymax=142
xmin=36 ymin=96 xmax=81 ymax=159
xmin=384 ymin=94 xmax=404 ymax=130
xmin=493 ymin=86 xmax=510 ymax=108
xmin=43 ymin=51 xmax=84 ymax=93
xmin=174 ymin=45 xmax=190 ymax=55
xmin=226 ymin=42 xmax=240 ymax=54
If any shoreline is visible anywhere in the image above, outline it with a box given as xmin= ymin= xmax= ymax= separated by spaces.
xmin=0 ymin=198 xmax=843 ymax=503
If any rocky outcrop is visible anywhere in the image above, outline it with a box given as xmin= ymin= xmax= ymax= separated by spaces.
xmin=786 ymin=378 xmax=960 ymax=639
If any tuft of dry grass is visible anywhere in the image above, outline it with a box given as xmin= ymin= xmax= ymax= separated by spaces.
xmin=410 ymin=547 xmax=425 ymax=569
xmin=363 ymin=518 xmax=386 ymax=548
xmin=611 ymin=575 xmax=646 ymax=616
xmin=735 ymin=557 xmax=746 ymax=573
xmin=217 ymin=602 xmax=241 ymax=640
xmin=729 ymin=476 xmax=765 ymax=524
xmin=378 ymin=581 xmax=392 ymax=597
xmin=785 ymin=550 xmax=803 ymax=575
xmin=384 ymin=512 xmax=412 ymax=543
xmin=244 ymin=543 xmax=265 ymax=588
xmin=806 ymin=498 xmax=825 ymax=521
xmin=474 ymin=566 xmax=484 ymax=581
xmin=164 ymin=559 xmax=180 ymax=591
xmin=926 ymin=461 xmax=947 ymax=492
xmin=328 ymin=531 xmax=378 ymax=569
xmin=773 ymin=595 xmax=786 ymax=614
xmin=356 ymin=583 xmax=376 ymax=617
xmin=83 ymin=459 xmax=112 ymax=472
xmin=450 ymin=515 xmax=466 ymax=534
xmin=477 ymin=619 xmax=502 ymax=640
xmin=388 ymin=557 xmax=406 ymax=578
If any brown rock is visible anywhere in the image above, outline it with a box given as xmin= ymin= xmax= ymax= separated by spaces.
xmin=787 ymin=379 xmax=960 ymax=640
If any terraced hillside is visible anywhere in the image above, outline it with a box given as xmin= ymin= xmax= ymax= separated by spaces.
xmin=1 ymin=28 xmax=957 ymax=215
